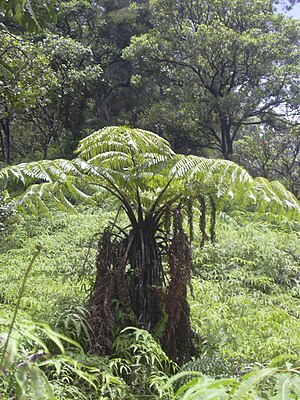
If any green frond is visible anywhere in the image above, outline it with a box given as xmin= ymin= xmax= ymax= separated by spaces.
xmin=162 ymin=370 xmax=204 ymax=393
xmin=273 ymin=373 xmax=291 ymax=400
xmin=170 ymin=154 xmax=299 ymax=217
xmin=231 ymin=368 xmax=277 ymax=399
xmin=77 ymin=126 xmax=174 ymax=161
xmin=290 ymin=375 xmax=300 ymax=397
xmin=16 ymin=182 xmax=75 ymax=214
xmin=88 ymin=151 xmax=131 ymax=168
xmin=1 ymin=127 xmax=299 ymax=220
xmin=0 ymin=159 xmax=84 ymax=189
xmin=161 ymin=370 xmax=236 ymax=400
xmin=65 ymin=179 xmax=96 ymax=205
xmin=269 ymin=181 xmax=300 ymax=213
xmin=253 ymin=178 xmax=300 ymax=218
xmin=170 ymin=155 xmax=254 ymax=212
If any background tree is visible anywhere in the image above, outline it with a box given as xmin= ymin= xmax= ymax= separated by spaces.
xmin=0 ymin=32 xmax=54 ymax=164
xmin=124 ymin=0 xmax=300 ymax=159
xmin=22 ymin=34 xmax=102 ymax=158
xmin=234 ymin=123 xmax=300 ymax=197
xmin=0 ymin=0 xmax=57 ymax=32
xmin=2 ymin=0 xmax=152 ymax=163
xmin=54 ymin=0 xmax=151 ymax=127
xmin=275 ymin=0 xmax=300 ymax=11
xmin=1 ymin=0 xmax=300 ymax=196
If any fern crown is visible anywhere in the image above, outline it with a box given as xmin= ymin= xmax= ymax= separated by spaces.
xmin=0 ymin=126 xmax=299 ymax=218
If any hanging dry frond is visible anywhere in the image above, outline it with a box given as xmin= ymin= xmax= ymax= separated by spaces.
xmin=187 ymin=197 xmax=194 ymax=243
xmin=209 ymin=195 xmax=216 ymax=243
xmin=198 ymin=195 xmax=209 ymax=247
xmin=162 ymin=208 xmax=197 ymax=365
xmin=89 ymin=229 xmax=129 ymax=354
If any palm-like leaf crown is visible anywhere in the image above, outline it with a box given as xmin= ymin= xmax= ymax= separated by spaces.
xmin=0 ymin=126 xmax=299 ymax=220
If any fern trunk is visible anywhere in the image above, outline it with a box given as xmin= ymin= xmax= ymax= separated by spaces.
xmin=89 ymin=212 xmax=196 ymax=364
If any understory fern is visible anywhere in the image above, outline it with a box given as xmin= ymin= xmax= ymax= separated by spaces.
xmin=162 ymin=364 xmax=300 ymax=399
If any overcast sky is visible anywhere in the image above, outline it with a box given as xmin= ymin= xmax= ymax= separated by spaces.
xmin=287 ymin=3 xmax=300 ymax=18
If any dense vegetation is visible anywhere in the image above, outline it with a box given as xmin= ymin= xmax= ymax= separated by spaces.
xmin=1 ymin=0 xmax=300 ymax=398
xmin=0 ymin=205 xmax=300 ymax=398
xmin=0 ymin=0 xmax=299 ymax=195
xmin=0 ymin=125 xmax=299 ymax=398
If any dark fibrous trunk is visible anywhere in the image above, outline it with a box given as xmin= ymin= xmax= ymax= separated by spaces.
xmin=89 ymin=209 xmax=196 ymax=364
xmin=89 ymin=220 xmax=164 ymax=353
xmin=126 ymin=226 xmax=164 ymax=331
xmin=0 ymin=119 xmax=11 ymax=164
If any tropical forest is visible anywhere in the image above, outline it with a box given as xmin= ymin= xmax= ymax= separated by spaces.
xmin=1 ymin=0 xmax=300 ymax=398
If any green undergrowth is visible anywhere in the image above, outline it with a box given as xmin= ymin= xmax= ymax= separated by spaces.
xmin=0 ymin=207 xmax=300 ymax=398
xmin=0 ymin=206 xmax=114 ymax=324
xmin=190 ymin=212 xmax=300 ymax=373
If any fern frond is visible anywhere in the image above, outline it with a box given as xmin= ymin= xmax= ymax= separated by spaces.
xmin=1 ymin=127 xmax=299 ymax=220
xmin=176 ymin=375 xmax=233 ymax=400
xmin=290 ymin=375 xmax=300 ymax=397
xmin=253 ymin=178 xmax=300 ymax=218
xmin=0 ymin=159 xmax=84 ymax=189
xmin=231 ymin=368 xmax=277 ymax=399
xmin=77 ymin=126 xmax=174 ymax=161
xmin=162 ymin=370 xmax=204 ymax=393
xmin=273 ymin=373 xmax=291 ymax=400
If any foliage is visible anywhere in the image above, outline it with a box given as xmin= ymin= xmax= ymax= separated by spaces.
xmin=0 ymin=31 xmax=54 ymax=163
xmin=0 ymin=318 xmax=119 ymax=399
xmin=0 ymin=317 xmax=85 ymax=398
xmin=1 ymin=126 xmax=299 ymax=365
xmin=1 ymin=0 xmax=300 ymax=395
xmin=1 ymin=0 xmax=298 ymax=197
xmin=0 ymin=203 xmax=299 ymax=398
xmin=125 ymin=0 xmax=300 ymax=158
xmin=0 ymin=127 xmax=299 ymax=363
xmin=22 ymin=34 xmax=103 ymax=158
xmin=234 ymin=123 xmax=300 ymax=198
xmin=163 ymin=364 xmax=300 ymax=399
xmin=0 ymin=208 xmax=112 ymax=326
xmin=0 ymin=0 xmax=57 ymax=32
xmin=190 ymin=215 xmax=300 ymax=365
xmin=111 ymin=327 xmax=177 ymax=397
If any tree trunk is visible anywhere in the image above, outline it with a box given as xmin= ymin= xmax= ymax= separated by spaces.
xmin=89 ymin=212 xmax=196 ymax=365
xmin=127 ymin=227 xmax=163 ymax=331
xmin=220 ymin=117 xmax=233 ymax=159
xmin=0 ymin=119 xmax=11 ymax=164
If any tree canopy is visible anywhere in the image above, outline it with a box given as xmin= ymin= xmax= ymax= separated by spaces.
xmin=125 ymin=0 xmax=300 ymax=158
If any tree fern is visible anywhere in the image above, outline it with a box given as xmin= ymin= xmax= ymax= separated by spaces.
xmin=1 ymin=126 xmax=299 ymax=365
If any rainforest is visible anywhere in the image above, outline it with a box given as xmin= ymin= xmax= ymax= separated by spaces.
xmin=0 ymin=0 xmax=300 ymax=399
